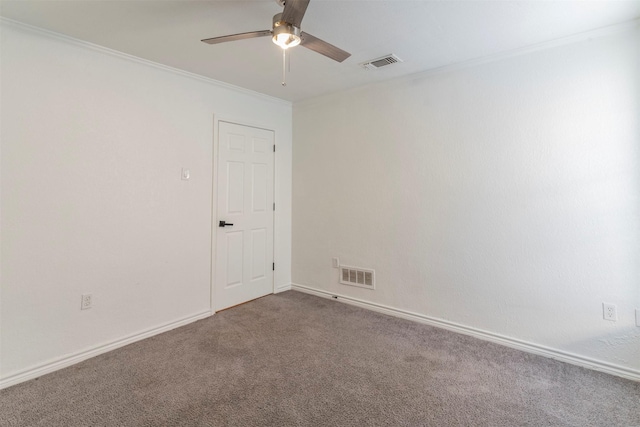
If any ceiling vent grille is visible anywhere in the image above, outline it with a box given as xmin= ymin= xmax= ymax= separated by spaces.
xmin=360 ymin=54 xmax=403 ymax=70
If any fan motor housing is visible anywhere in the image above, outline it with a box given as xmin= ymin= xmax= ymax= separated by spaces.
xmin=273 ymin=13 xmax=300 ymax=35
xmin=273 ymin=21 xmax=301 ymax=36
xmin=273 ymin=13 xmax=298 ymax=30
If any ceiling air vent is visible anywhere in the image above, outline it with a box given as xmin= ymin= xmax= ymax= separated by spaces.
xmin=360 ymin=54 xmax=403 ymax=70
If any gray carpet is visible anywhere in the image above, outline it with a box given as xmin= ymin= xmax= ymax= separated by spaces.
xmin=1 ymin=291 xmax=639 ymax=426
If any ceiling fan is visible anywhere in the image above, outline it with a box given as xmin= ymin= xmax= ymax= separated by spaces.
xmin=201 ymin=0 xmax=351 ymax=63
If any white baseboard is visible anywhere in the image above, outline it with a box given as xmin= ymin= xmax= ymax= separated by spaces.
xmin=291 ymin=283 xmax=640 ymax=382
xmin=0 ymin=310 xmax=212 ymax=390
xmin=275 ymin=283 xmax=292 ymax=293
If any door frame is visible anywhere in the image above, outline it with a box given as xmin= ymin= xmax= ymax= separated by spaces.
xmin=210 ymin=115 xmax=277 ymax=313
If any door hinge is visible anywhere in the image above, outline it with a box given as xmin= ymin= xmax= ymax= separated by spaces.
xmin=273 ymin=202 xmax=275 ymax=211
xmin=273 ymin=145 xmax=276 ymax=152
xmin=272 ymin=262 xmax=275 ymax=271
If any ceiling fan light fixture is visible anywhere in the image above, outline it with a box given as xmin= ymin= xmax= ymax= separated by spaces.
xmin=272 ymin=23 xmax=301 ymax=49
xmin=202 ymin=1 xmax=352 ymax=65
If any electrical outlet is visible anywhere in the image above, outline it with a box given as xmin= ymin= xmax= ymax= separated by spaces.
xmin=332 ymin=257 xmax=340 ymax=268
xmin=602 ymin=302 xmax=616 ymax=322
xmin=636 ymin=309 xmax=640 ymax=327
xmin=81 ymin=294 xmax=93 ymax=310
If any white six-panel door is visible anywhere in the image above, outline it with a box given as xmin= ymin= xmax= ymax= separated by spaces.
xmin=215 ymin=121 xmax=274 ymax=311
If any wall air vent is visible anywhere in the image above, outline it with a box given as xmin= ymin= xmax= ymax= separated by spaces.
xmin=360 ymin=54 xmax=403 ymax=70
xmin=340 ymin=265 xmax=375 ymax=289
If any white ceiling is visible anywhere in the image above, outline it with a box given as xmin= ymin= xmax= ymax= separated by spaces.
xmin=2 ymin=0 xmax=639 ymax=102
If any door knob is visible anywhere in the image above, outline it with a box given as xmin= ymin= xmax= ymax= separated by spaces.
xmin=219 ymin=220 xmax=234 ymax=227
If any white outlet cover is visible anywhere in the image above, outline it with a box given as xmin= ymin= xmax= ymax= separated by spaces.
xmin=81 ymin=294 xmax=93 ymax=310
xmin=602 ymin=302 xmax=617 ymax=321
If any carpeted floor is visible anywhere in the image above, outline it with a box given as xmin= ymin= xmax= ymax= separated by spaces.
xmin=1 ymin=290 xmax=639 ymax=426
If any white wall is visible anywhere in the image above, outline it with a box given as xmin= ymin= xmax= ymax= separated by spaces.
xmin=293 ymin=26 xmax=640 ymax=376
xmin=0 ymin=21 xmax=292 ymax=385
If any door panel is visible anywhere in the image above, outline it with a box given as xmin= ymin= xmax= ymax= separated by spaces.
xmin=227 ymin=162 xmax=244 ymax=214
xmin=252 ymin=164 xmax=268 ymax=212
xmin=225 ymin=231 xmax=244 ymax=288
xmin=215 ymin=121 xmax=274 ymax=311
xmin=251 ymin=228 xmax=267 ymax=281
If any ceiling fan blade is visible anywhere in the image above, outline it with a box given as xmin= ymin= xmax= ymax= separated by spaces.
xmin=201 ymin=30 xmax=271 ymax=45
xmin=300 ymin=32 xmax=351 ymax=62
xmin=281 ymin=0 xmax=310 ymax=28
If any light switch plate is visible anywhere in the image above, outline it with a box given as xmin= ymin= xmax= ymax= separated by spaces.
xmin=181 ymin=168 xmax=190 ymax=180
xmin=332 ymin=257 xmax=340 ymax=268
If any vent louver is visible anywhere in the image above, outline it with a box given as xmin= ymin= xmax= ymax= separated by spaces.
xmin=360 ymin=54 xmax=403 ymax=70
xmin=340 ymin=265 xmax=375 ymax=289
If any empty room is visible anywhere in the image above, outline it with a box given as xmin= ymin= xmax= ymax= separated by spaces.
xmin=1 ymin=0 xmax=639 ymax=425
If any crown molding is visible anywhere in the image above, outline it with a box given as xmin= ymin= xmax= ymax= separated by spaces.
xmin=296 ymin=18 xmax=640 ymax=108
xmin=0 ymin=17 xmax=292 ymax=107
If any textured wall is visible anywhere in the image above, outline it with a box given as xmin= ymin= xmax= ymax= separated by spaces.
xmin=293 ymin=27 xmax=640 ymax=372
xmin=0 ymin=22 xmax=292 ymax=380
